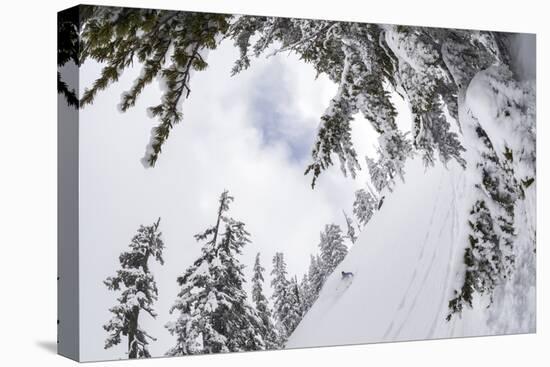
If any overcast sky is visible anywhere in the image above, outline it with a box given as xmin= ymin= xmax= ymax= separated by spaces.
xmin=77 ymin=35 xmax=410 ymax=361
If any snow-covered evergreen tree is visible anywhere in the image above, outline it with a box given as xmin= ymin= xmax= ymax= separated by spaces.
xmin=365 ymin=156 xmax=389 ymax=193
xmin=166 ymin=191 xmax=266 ymax=355
xmin=289 ymin=276 xmax=305 ymax=323
xmin=307 ymin=254 xmax=325 ymax=307
xmin=318 ymin=224 xmax=348 ymax=276
xmin=270 ymin=252 xmax=302 ymax=342
xmin=343 ymin=210 xmax=357 ymax=244
xmin=251 ymin=253 xmax=278 ymax=348
xmin=103 ymin=218 xmax=165 ymax=359
xmin=299 ymin=274 xmax=312 ymax=313
xmin=352 ymin=189 xmax=378 ymax=228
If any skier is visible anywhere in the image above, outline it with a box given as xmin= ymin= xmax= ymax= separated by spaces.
xmin=341 ymin=271 xmax=354 ymax=279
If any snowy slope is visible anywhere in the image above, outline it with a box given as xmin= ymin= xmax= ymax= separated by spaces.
xmin=287 ymin=157 xmax=534 ymax=348
xmin=286 ymin=34 xmax=536 ymax=349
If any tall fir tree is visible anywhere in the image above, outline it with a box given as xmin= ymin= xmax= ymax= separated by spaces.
xmin=299 ymin=273 xmax=312 ymax=314
xmin=366 ymin=155 xmax=391 ymax=193
xmin=270 ymin=252 xmax=303 ymax=343
xmin=318 ymin=224 xmax=348 ymax=277
xmin=352 ymin=188 xmax=378 ymax=228
xmin=307 ymin=254 xmax=325 ymax=308
xmin=343 ymin=210 xmax=357 ymax=244
xmin=251 ymin=253 xmax=278 ymax=348
xmin=103 ymin=218 xmax=165 ymax=359
xmin=166 ymin=191 xmax=266 ymax=355
xmin=288 ymin=276 xmax=305 ymax=326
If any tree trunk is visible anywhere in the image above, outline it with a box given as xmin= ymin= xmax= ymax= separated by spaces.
xmin=127 ymin=307 xmax=139 ymax=358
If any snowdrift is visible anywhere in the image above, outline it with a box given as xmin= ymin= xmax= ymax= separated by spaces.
xmin=287 ymin=157 xmax=534 ymax=348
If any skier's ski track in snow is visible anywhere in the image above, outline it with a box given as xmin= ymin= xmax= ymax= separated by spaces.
xmin=383 ymin=170 xmax=444 ymax=340
xmin=418 ymin=177 xmax=442 ymax=261
xmin=320 ymin=277 xmax=354 ymax=319
xmin=393 ymin=199 xmax=452 ymax=340
xmin=402 ymin=172 xmax=443 ymax=302
xmin=400 ymin=167 xmax=464 ymax=339
xmin=446 ymin=169 xmax=466 ymax=336
xmin=427 ymin=169 xmax=460 ymax=338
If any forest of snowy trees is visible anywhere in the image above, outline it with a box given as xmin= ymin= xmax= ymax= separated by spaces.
xmin=59 ymin=4 xmax=536 ymax=360
xmin=103 ymin=191 xmax=354 ymax=357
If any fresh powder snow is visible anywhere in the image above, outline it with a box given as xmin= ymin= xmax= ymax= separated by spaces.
xmin=287 ymin=156 xmax=534 ymax=348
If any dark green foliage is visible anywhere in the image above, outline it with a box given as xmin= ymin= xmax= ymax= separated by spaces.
xmin=447 ymin=201 xmax=501 ymax=320
xmin=447 ymin=127 xmax=519 ymax=321
xmin=57 ymin=7 xmax=80 ymax=107
xmin=447 ymin=268 xmax=476 ymax=320
xmin=80 ymin=7 xmax=231 ymax=167
xmin=305 ymin=98 xmax=359 ymax=188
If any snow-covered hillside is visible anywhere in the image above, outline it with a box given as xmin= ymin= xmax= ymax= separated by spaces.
xmin=287 ymin=157 xmax=535 ymax=348
xmin=287 ymin=32 xmax=536 ymax=349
